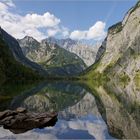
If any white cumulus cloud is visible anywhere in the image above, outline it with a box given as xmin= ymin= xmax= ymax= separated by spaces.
xmin=0 ymin=1 xmax=106 ymax=42
xmin=70 ymin=30 xmax=87 ymax=40
xmin=0 ymin=1 xmax=61 ymax=41
xmin=23 ymin=13 xmax=60 ymax=28
xmin=47 ymin=28 xmax=59 ymax=37
xmin=70 ymin=21 xmax=106 ymax=41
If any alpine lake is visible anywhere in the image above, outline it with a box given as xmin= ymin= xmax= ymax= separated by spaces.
xmin=0 ymin=80 xmax=139 ymax=140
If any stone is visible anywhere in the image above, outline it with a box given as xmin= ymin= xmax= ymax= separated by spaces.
xmin=0 ymin=110 xmax=17 ymax=120
xmin=0 ymin=108 xmax=58 ymax=134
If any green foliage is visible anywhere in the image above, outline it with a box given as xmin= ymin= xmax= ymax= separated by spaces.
xmin=104 ymin=62 xmax=115 ymax=74
xmin=134 ymin=70 xmax=140 ymax=89
xmin=119 ymin=72 xmax=130 ymax=84
xmin=130 ymin=1 xmax=140 ymax=15
xmin=42 ymin=47 xmax=86 ymax=69
xmin=108 ymin=22 xmax=123 ymax=34
xmin=0 ymin=82 xmax=39 ymax=111
xmin=0 ymin=36 xmax=41 ymax=83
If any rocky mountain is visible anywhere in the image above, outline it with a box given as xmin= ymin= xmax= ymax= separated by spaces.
xmin=86 ymin=1 xmax=140 ymax=81
xmin=46 ymin=37 xmax=100 ymax=66
xmin=46 ymin=37 xmax=77 ymax=49
xmin=68 ymin=43 xmax=100 ymax=66
xmin=18 ymin=37 xmax=86 ymax=76
xmin=0 ymin=27 xmax=43 ymax=84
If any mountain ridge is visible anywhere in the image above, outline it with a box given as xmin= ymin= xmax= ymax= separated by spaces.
xmin=18 ymin=36 xmax=86 ymax=76
xmin=45 ymin=37 xmax=101 ymax=66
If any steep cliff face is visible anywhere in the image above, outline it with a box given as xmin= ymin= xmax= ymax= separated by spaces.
xmin=68 ymin=43 xmax=100 ymax=66
xmin=88 ymin=1 xmax=140 ymax=80
xmin=46 ymin=37 xmax=100 ymax=66
xmin=18 ymin=37 xmax=86 ymax=75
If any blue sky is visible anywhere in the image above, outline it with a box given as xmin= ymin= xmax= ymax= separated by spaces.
xmin=0 ymin=0 xmax=137 ymax=41
xmin=13 ymin=0 xmax=137 ymax=30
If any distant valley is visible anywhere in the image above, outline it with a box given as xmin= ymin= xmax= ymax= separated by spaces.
xmin=18 ymin=36 xmax=100 ymax=76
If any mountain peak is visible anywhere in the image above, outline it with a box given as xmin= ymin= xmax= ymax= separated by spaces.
xmin=19 ymin=36 xmax=40 ymax=44
xmin=23 ymin=36 xmax=36 ymax=41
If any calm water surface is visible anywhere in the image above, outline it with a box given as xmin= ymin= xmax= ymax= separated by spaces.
xmin=0 ymin=81 xmax=139 ymax=139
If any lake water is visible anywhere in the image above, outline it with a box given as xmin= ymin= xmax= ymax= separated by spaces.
xmin=0 ymin=81 xmax=139 ymax=139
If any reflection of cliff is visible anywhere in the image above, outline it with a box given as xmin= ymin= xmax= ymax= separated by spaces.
xmin=59 ymin=92 xmax=101 ymax=120
xmin=21 ymin=90 xmax=85 ymax=113
xmin=89 ymin=80 xmax=140 ymax=139
xmin=22 ymin=94 xmax=55 ymax=112
xmin=10 ymin=82 xmax=86 ymax=113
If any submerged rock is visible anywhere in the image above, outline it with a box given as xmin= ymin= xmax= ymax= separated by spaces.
xmin=0 ymin=108 xmax=57 ymax=134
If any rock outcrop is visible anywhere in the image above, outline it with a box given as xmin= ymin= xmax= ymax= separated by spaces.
xmin=0 ymin=108 xmax=57 ymax=134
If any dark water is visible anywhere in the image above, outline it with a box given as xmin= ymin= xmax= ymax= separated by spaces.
xmin=0 ymin=81 xmax=139 ymax=139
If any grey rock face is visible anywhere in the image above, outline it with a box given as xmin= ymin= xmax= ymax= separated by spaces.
xmin=18 ymin=36 xmax=40 ymax=56
xmin=46 ymin=37 xmax=101 ymax=66
xmin=68 ymin=43 xmax=100 ymax=66
xmin=94 ymin=1 xmax=140 ymax=79
xmin=46 ymin=37 xmax=77 ymax=49
xmin=95 ymin=39 xmax=107 ymax=62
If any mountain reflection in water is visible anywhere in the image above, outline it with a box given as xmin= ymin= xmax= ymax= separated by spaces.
xmin=0 ymin=80 xmax=139 ymax=139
